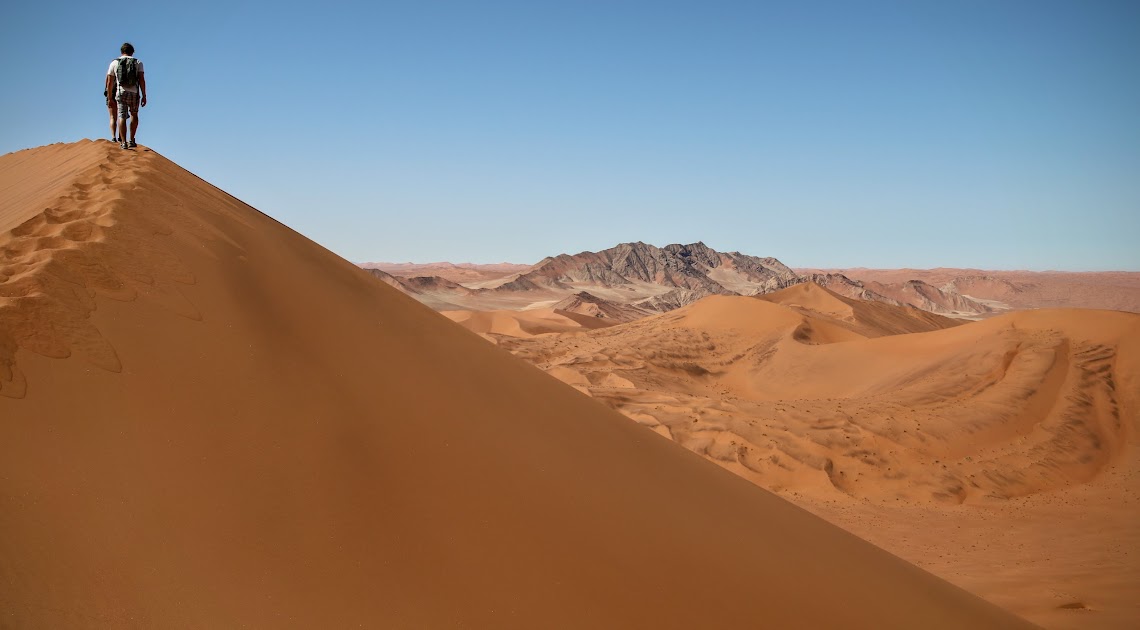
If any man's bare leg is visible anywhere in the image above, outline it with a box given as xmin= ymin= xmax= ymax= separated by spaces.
xmin=118 ymin=116 xmax=128 ymax=147
xmin=129 ymin=114 xmax=139 ymax=144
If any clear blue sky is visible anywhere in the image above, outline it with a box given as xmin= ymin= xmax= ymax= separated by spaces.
xmin=2 ymin=0 xmax=1137 ymax=270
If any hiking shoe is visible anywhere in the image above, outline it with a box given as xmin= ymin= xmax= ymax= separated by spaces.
xmin=128 ymin=140 xmax=137 ymax=149
xmin=121 ymin=141 xmax=129 ymax=149
xmin=112 ymin=137 xmax=120 ymax=142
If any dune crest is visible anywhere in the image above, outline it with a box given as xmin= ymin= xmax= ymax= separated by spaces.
xmin=0 ymin=142 xmax=211 ymax=397
xmin=0 ymin=141 xmax=1032 ymax=628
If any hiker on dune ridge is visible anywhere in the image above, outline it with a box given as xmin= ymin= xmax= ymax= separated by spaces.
xmin=105 ymin=42 xmax=146 ymax=150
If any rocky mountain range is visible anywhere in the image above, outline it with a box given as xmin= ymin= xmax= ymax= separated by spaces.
xmin=361 ymin=242 xmax=1138 ymax=320
xmin=502 ymin=241 xmax=801 ymax=310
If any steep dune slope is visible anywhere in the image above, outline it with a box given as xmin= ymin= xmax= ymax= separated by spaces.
xmin=0 ymin=141 xmax=1030 ymax=628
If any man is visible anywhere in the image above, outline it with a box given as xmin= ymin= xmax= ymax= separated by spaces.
xmin=106 ymin=43 xmax=147 ymax=150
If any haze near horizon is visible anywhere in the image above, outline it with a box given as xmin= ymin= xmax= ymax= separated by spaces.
xmin=2 ymin=0 xmax=1137 ymax=270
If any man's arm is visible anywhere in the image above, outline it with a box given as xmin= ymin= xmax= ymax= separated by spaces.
xmin=105 ymin=72 xmax=114 ymax=99
xmin=139 ymin=74 xmax=147 ymax=107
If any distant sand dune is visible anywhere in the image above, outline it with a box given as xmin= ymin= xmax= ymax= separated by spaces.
xmin=501 ymin=284 xmax=1140 ymax=627
xmin=507 ymin=287 xmax=1138 ymax=502
xmin=0 ymin=141 xmax=1031 ymax=628
xmin=442 ymin=307 xmax=615 ymax=339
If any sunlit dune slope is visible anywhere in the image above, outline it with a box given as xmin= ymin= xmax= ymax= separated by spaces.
xmin=0 ymin=141 xmax=1031 ymax=628
xmin=442 ymin=307 xmax=615 ymax=340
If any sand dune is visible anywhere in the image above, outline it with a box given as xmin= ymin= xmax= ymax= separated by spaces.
xmin=442 ymin=306 xmax=615 ymax=339
xmin=508 ymin=286 xmax=1138 ymax=501
xmin=0 ymin=141 xmax=1032 ymax=628
xmin=501 ymin=285 xmax=1140 ymax=627
xmin=757 ymin=281 xmax=963 ymax=337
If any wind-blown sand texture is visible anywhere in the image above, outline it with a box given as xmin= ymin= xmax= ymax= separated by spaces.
xmin=0 ymin=141 xmax=1033 ymax=628
xmin=497 ymin=283 xmax=1140 ymax=629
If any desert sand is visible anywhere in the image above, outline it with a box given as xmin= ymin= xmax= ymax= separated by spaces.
xmin=489 ymin=282 xmax=1140 ymax=629
xmin=442 ymin=307 xmax=616 ymax=341
xmin=0 ymin=141 xmax=1033 ymax=627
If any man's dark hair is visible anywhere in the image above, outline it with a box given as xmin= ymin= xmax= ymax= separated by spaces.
xmin=121 ymin=42 xmax=134 ymax=55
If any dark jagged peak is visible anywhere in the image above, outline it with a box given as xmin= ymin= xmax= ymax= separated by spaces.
xmin=563 ymin=261 xmax=630 ymax=285
xmin=608 ymin=241 xmax=726 ymax=289
xmin=491 ymin=240 xmax=794 ymax=307
xmin=607 ymin=241 xmax=671 ymax=283
xmin=662 ymin=241 xmax=722 ymax=269
xmin=720 ymin=251 xmax=799 ymax=284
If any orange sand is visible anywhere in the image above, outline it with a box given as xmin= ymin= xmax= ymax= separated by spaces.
xmin=0 ymin=141 xmax=1032 ymax=628
xmin=501 ymin=283 xmax=1140 ymax=628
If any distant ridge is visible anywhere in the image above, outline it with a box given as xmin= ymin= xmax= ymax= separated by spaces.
xmin=799 ymin=267 xmax=1140 ymax=315
xmin=364 ymin=244 xmax=1140 ymax=319
xmin=362 ymin=261 xmax=531 ymax=283
xmin=362 ymin=241 xmax=1004 ymax=318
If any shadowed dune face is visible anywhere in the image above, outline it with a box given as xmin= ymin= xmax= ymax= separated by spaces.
xmin=0 ymin=142 xmax=1033 ymax=629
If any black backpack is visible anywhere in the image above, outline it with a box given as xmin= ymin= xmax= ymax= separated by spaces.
xmin=115 ymin=57 xmax=139 ymax=88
